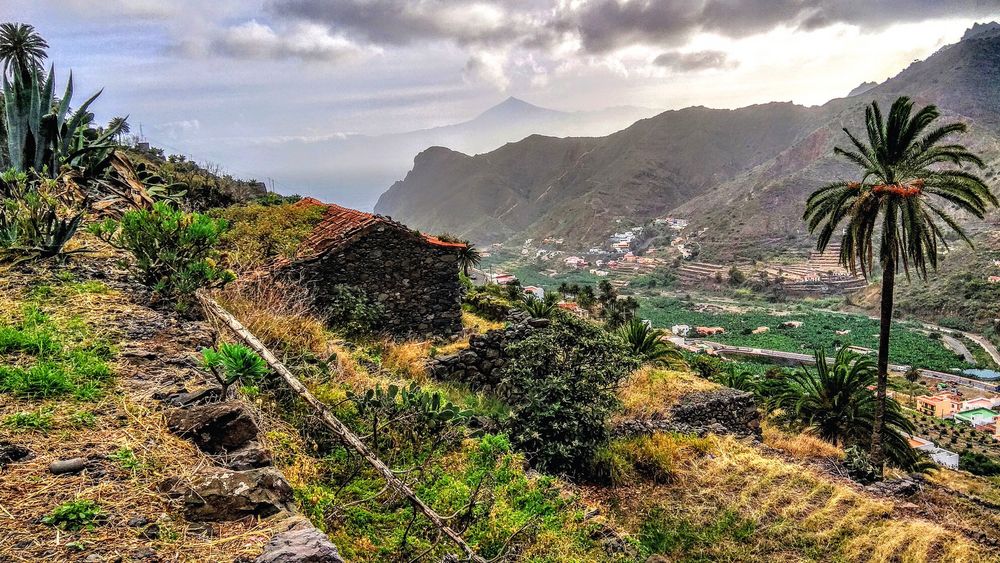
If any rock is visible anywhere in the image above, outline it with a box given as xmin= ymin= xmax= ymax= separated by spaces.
xmin=255 ymin=516 xmax=345 ymax=563
xmin=0 ymin=442 xmax=32 ymax=466
xmin=866 ymin=478 xmax=921 ymax=497
xmin=128 ymin=516 xmax=152 ymax=527
xmin=166 ymin=401 xmax=259 ymax=454
xmin=160 ymin=387 xmax=223 ymax=408
xmin=160 ymin=467 xmax=294 ymax=521
xmin=49 ymin=457 xmax=88 ymax=475
xmin=221 ymin=442 xmax=272 ymax=470
xmin=527 ymin=318 xmax=551 ymax=328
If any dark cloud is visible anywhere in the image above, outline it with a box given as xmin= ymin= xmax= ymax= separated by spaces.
xmin=654 ymin=50 xmax=735 ymax=71
xmin=268 ymin=0 xmax=559 ymax=49
xmin=267 ymin=0 xmax=1000 ymax=55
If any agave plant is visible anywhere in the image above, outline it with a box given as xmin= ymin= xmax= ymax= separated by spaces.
xmin=617 ymin=317 xmax=684 ymax=366
xmin=1 ymin=64 xmax=123 ymax=175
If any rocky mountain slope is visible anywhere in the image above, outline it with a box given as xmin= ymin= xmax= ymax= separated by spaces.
xmin=376 ymin=23 xmax=1000 ymax=249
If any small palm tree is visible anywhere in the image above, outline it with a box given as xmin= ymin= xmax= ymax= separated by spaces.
xmin=803 ymin=96 xmax=996 ymax=472
xmin=457 ymin=242 xmax=481 ymax=276
xmin=617 ymin=318 xmax=683 ymax=365
xmin=778 ymin=347 xmax=919 ymax=469
xmin=519 ymin=294 xmax=554 ymax=319
xmin=0 ymin=22 xmax=48 ymax=82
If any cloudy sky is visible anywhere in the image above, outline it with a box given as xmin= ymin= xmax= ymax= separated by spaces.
xmin=2 ymin=0 xmax=999 ymax=194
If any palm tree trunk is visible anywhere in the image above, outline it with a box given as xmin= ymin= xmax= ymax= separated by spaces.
xmin=871 ymin=260 xmax=895 ymax=475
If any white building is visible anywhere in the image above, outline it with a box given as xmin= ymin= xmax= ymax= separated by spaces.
xmin=522 ymin=286 xmax=544 ymax=300
xmin=671 ymin=325 xmax=691 ymax=337
xmin=908 ymin=435 xmax=960 ymax=469
xmin=565 ymin=256 xmax=588 ymax=268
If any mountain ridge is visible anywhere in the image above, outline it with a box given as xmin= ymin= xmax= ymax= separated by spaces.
xmin=375 ymin=26 xmax=1000 ymax=249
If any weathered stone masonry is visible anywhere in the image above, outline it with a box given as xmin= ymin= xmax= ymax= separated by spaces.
xmin=290 ymin=226 xmax=463 ymax=338
xmin=275 ymin=199 xmax=466 ymax=339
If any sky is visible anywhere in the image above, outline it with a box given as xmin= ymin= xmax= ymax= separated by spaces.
xmin=3 ymin=0 xmax=1000 ymax=198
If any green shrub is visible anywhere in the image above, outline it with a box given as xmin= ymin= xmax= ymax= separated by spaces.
xmin=960 ymin=451 xmax=1000 ymax=476
xmin=323 ymin=284 xmax=384 ymax=336
xmin=464 ymin=290 xmax=511 ymax=321
xmin=90 ymin=202 xmax=234 ymax=310
xmin=496 ymin=315 xmax=640 ymax=475
xmin=214 ymin=201 xmax=326 ymax=271
xmin=42 ymin=500 xmax=104 ymax=531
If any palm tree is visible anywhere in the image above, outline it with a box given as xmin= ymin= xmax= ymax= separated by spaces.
xmin=107 ymin=116 xmax=130 ymax=144
xmin=457 ymin=242 xmax=481 ymax=276
xmin=0 ymin=23 xmax=48 ymax=82
xmin=519 ymin=294 xmax=554 ymax=319
xmin=803 ymin=96 xmax=996 ymax=472
xmin=777 ymin=347 xmax=919 ymax=469
xmin=904 ymin=366 xmax=921 ymax=406
xmin=617 ymin=318 xmax=683 ymax=365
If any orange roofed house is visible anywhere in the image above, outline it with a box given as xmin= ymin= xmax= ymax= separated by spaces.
xmin=274 ymin=198 xmax=466 ymax=338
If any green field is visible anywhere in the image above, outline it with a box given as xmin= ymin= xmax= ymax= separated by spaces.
xmin=641 ymin=297 xmax=971 ymax=373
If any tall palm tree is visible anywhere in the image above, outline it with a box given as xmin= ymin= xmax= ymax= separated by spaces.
xmin=107 ymin=116 xmax=130 ymax=143
xmin=803 ymin=96 xmax=995 ymax=472
xmin=457 ymin=241 xmax=481 ymax=276
xmin=0 ymin=23 xmax=48 ymax=82
xmin=778 ymin=347 xmax=919 ymax=469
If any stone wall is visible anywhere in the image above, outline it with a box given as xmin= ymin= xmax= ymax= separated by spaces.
xmin=615 ymin=387 xmax=761 ymax=438
xmin=426 ymin=312 xmax=540 ymax=389
xmin=287 ymin=226 xmax=463 ymax=339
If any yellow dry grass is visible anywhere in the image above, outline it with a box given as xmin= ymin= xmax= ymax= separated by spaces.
xmin=213 ymin=280 xmax=332 ymax=359
xmin=761 ymin=420 xmax=844 ymax=460
xmin=619 ymin=367 xmax=720 ymax=418
xmin=595 ymin=434 xmax=990 ymax=562
xmin=381 ymin=339 xmax=431 ymax=383
xmin=462 ymin=310 xmax=504 ymax=334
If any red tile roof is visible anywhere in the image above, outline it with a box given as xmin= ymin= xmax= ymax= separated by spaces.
xmin=276 ymin=199 xmax=466 ymax=267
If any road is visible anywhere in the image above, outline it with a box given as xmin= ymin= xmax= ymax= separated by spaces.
xmin=692 ymin=341 xmax=1000 ymax=392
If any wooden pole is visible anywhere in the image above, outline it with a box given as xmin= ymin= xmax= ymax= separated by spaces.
xmin=196 ymin=292 xmax=486 ymax=562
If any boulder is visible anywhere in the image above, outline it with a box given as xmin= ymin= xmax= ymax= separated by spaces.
xmin=222 ymin=442 xmax=272 ymax=471
xmin=166 ymin=401 xmax=259 ymax=453
xmin=161 ymin=467 xmax=294 ymax=521
xmin=255 ymin=516 xmax=345 ymax=563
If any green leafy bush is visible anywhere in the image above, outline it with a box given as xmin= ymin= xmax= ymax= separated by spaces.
xmin=323 ymin=284 xmax=384 ymax=336
xmin=42 ymin=500 xmax=104 ymax=531
xmin=496 ymin=315 xmax=640 ymax=475
xmin=90 ymin=202 xmax=234 ymax=310
xmin=464 ymin=289 xmax=511 ymax=321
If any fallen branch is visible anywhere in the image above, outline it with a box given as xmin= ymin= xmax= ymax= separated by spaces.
xmin=196 ymin=291 xmax=486 ymax=562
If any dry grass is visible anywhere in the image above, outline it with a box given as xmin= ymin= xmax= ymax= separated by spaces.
xmin=585 ymin=434 xmax=991 ymax=562
xmin=213 ymin=280 xmax=332 ymax=359
xmin=462 ymin=311 xmax=504 ymax=334
xmin=619 ymin=367 xmax=720 ymax=418
xmin=381 ymin=339 xmax=431 ymax=383
xmin=761 ymin=420 xmax=844 ymax=461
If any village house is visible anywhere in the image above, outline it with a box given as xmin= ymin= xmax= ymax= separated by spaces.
xmin=906 ymin=436 xmax=960 ymax=468
xmin=564 ymin=256 xmax=588 ymax=268
xmin=522 ymin=286 xmax=545 ymax=300
xmin=275 ymin=199 xmax=465 ymax=338
xmin=916 ymin=393 xmax=961 ymax=418
xmin=954 ymin=407 xmax=999 ymax=427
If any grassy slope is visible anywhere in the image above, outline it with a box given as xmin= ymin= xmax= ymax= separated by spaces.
xmin=0 ymin=266 xmax=275 ymax=561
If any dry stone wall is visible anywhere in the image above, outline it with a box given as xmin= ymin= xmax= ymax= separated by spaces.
xmin=287 ymin=227 xmax=463 ymax=338
xmin=615 ymin=387 xmax=761 ymax=438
